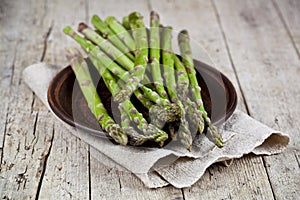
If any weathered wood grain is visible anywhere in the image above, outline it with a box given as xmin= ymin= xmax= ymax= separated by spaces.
xmin=150 ymin=0 xmax=274 ymax=199
xmin=0 ymin=0 xmax=22 ymax=156
xmin=0 ymin=0 xmax=56 ymax=199
xmin=32 ymin=0 xmax=92 ymax=199
xmin=38 ymin=123 xmax=90 ymax=199
xmin=40 ymin=0 xmax=89 ymax=66
xmin=274 ymin=0 xmax=300 ymax=59
xmin=214 ymin=0 xmax=300 ymax=199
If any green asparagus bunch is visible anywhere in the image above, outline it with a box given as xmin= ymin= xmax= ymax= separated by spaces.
xmin=63 ymin=11 xmax=224 ymax=150
xmin=65 ymin=47 xmax=128 ymax=145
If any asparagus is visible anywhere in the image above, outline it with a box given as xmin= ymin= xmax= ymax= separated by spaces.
xmin=150 ymin=11 xmax=168 ymax=99
xmin=119 ymin=103 xmax=164 ymax=146
xmin=105 ymin=16 xmax=136 ymax=52
xmin=162 ymin=27 xmax=177 ymax=102
xmin=88 ymin=52 xmax=168 ymax=146
xmin=64 ymin=26 xmax=151 ymax=84
xmin=65 ymin=47 xmax=128 ymax=145
xmin=122 ymin=16 xmax=131 ymax=30
xmin=174 ymin=54 xmax=205 ymax=134
xmin=63 ymin=27 xmax=182 ymax=125
xmin=178 ymin=30 xmax=223 ymax=147
xmin=117 ymin=75 xmax=182 ymax=127
xmin=63 ymin=26 xmax=132 ymax=73
xmin=78 ymin=23 xmax=133 ymax=70
xmin=113 ymin=12 xmax=148 ymax=103
xmin=162 ymin=26 xmax=193 ymax=150
xmin=91 ymin=15 xmax=134 ymax=60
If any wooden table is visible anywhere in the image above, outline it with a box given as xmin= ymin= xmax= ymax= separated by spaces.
xmin=1 ymin=0 xmax=299 ymax=199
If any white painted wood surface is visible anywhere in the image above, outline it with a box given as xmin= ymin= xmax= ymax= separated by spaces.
xmin=0 ymin=0 xmax=299 ymax=199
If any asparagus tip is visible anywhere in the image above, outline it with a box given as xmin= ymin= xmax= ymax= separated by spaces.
xmin=180 ymin=29 xmax=189 ymax=35
xmin=63 ymin=26 xmax=73 ymax=35
xmin=105 ymin=16 xmax=116 ymax=24
xmin=111 ymin=128 xmax=128 ymax=146
xmin=129 ymin=12 xmax=143 ymax=21
xmin=78 ymin=22 xmax=88 ymax=32
xmin=150 ymin=10 xmax=159 ymax=20
xmin=178 ymin=29 xmax=190 ymax=42
xmin=91 ymin=14 xmax=101 ymax=24
xmin=206 ymin=125 xmax=223 ymax=148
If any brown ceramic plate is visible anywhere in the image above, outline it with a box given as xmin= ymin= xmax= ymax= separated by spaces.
xmin=47 ymin=59 xmax=237 ymax=144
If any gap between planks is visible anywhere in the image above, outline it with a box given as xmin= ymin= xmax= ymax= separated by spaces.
xmin=271 ymin=0 xmax=300 ymax=59
xmin=211 ymin=0 xmax=251 ymax=115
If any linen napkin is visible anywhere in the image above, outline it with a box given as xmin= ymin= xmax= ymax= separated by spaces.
xmin=22 ymin=63 xmax=290 ymax=188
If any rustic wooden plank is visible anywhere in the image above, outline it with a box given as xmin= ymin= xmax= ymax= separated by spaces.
xmin=89 ymin=147 xmax=122 ymax=199
xmin=214 ymin=0 xmax=300 ymax=199
xmin=41 ymin=0 xmax=89 ymax=66
xmin=33 ymin=0 xmax=91 ymax=199
xmin=150 ymin=0 xmax=275 ymax=199
xmin=0 ymin=0 xmax=57 ymax=199
xmin=0 ymin=0 xmax=22 ymax=154
xmin=38 ymin=123 xmax=90 ymax=199
xmin=274 ymin=0 xmax=300 ymax=58
xmin=0 ymin=37 xmax=12 ymax=151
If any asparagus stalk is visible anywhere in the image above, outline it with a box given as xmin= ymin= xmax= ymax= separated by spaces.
xmin=88 ymin=52 xmax=168 ymax=146
xmin=91 ymin=15 xmax=134 ymax=60
xmin=178 ymin=30 xmax=223 ymax=147
xmin=174 ymin=54 xmax=205 ymax=134
xmin=162 ymin=26 xmax=193 ymax=150
xmin=150 ymin=11 xmax=168 ymax=99
xmin=78 ymin=23 xmax=133 ymax=70
xmin=65 ymin=47 xmax=128 ymax=145
xmin=105 ymin=16 xmax=136 ymax=52
xmin=162 ymin=27 xmax=177 ymax=102
xmin=113 ymin=12 xmax=148 ymax=103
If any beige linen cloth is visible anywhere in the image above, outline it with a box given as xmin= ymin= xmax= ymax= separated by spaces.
xmin=23 ymin=63 xmax=290 ymax=188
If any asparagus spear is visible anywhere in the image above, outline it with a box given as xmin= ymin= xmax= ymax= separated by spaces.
xmin=113 ymin=12 xmax=148 ymax=103
xmin=105 ymin=16 xmax=136 ymax=52
xmin=88 ymin=52 xmax=168 ymax=146
xmin=178 ymin=30 xmax=223 ymax=147
xmin=91 ymin=15 xmax=134 ymax=60
xmin=65 ymin=47 xmax=128 ymax=145
xmin=174 ymin=54 xmax=205 ymax=134
xmin=78 ymin=23 xmax=133 ymax=70
xmin=150 ymin=11 xmax=168 ymax=99
xmin=162 ymin=26 xmax=193 ymax=150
